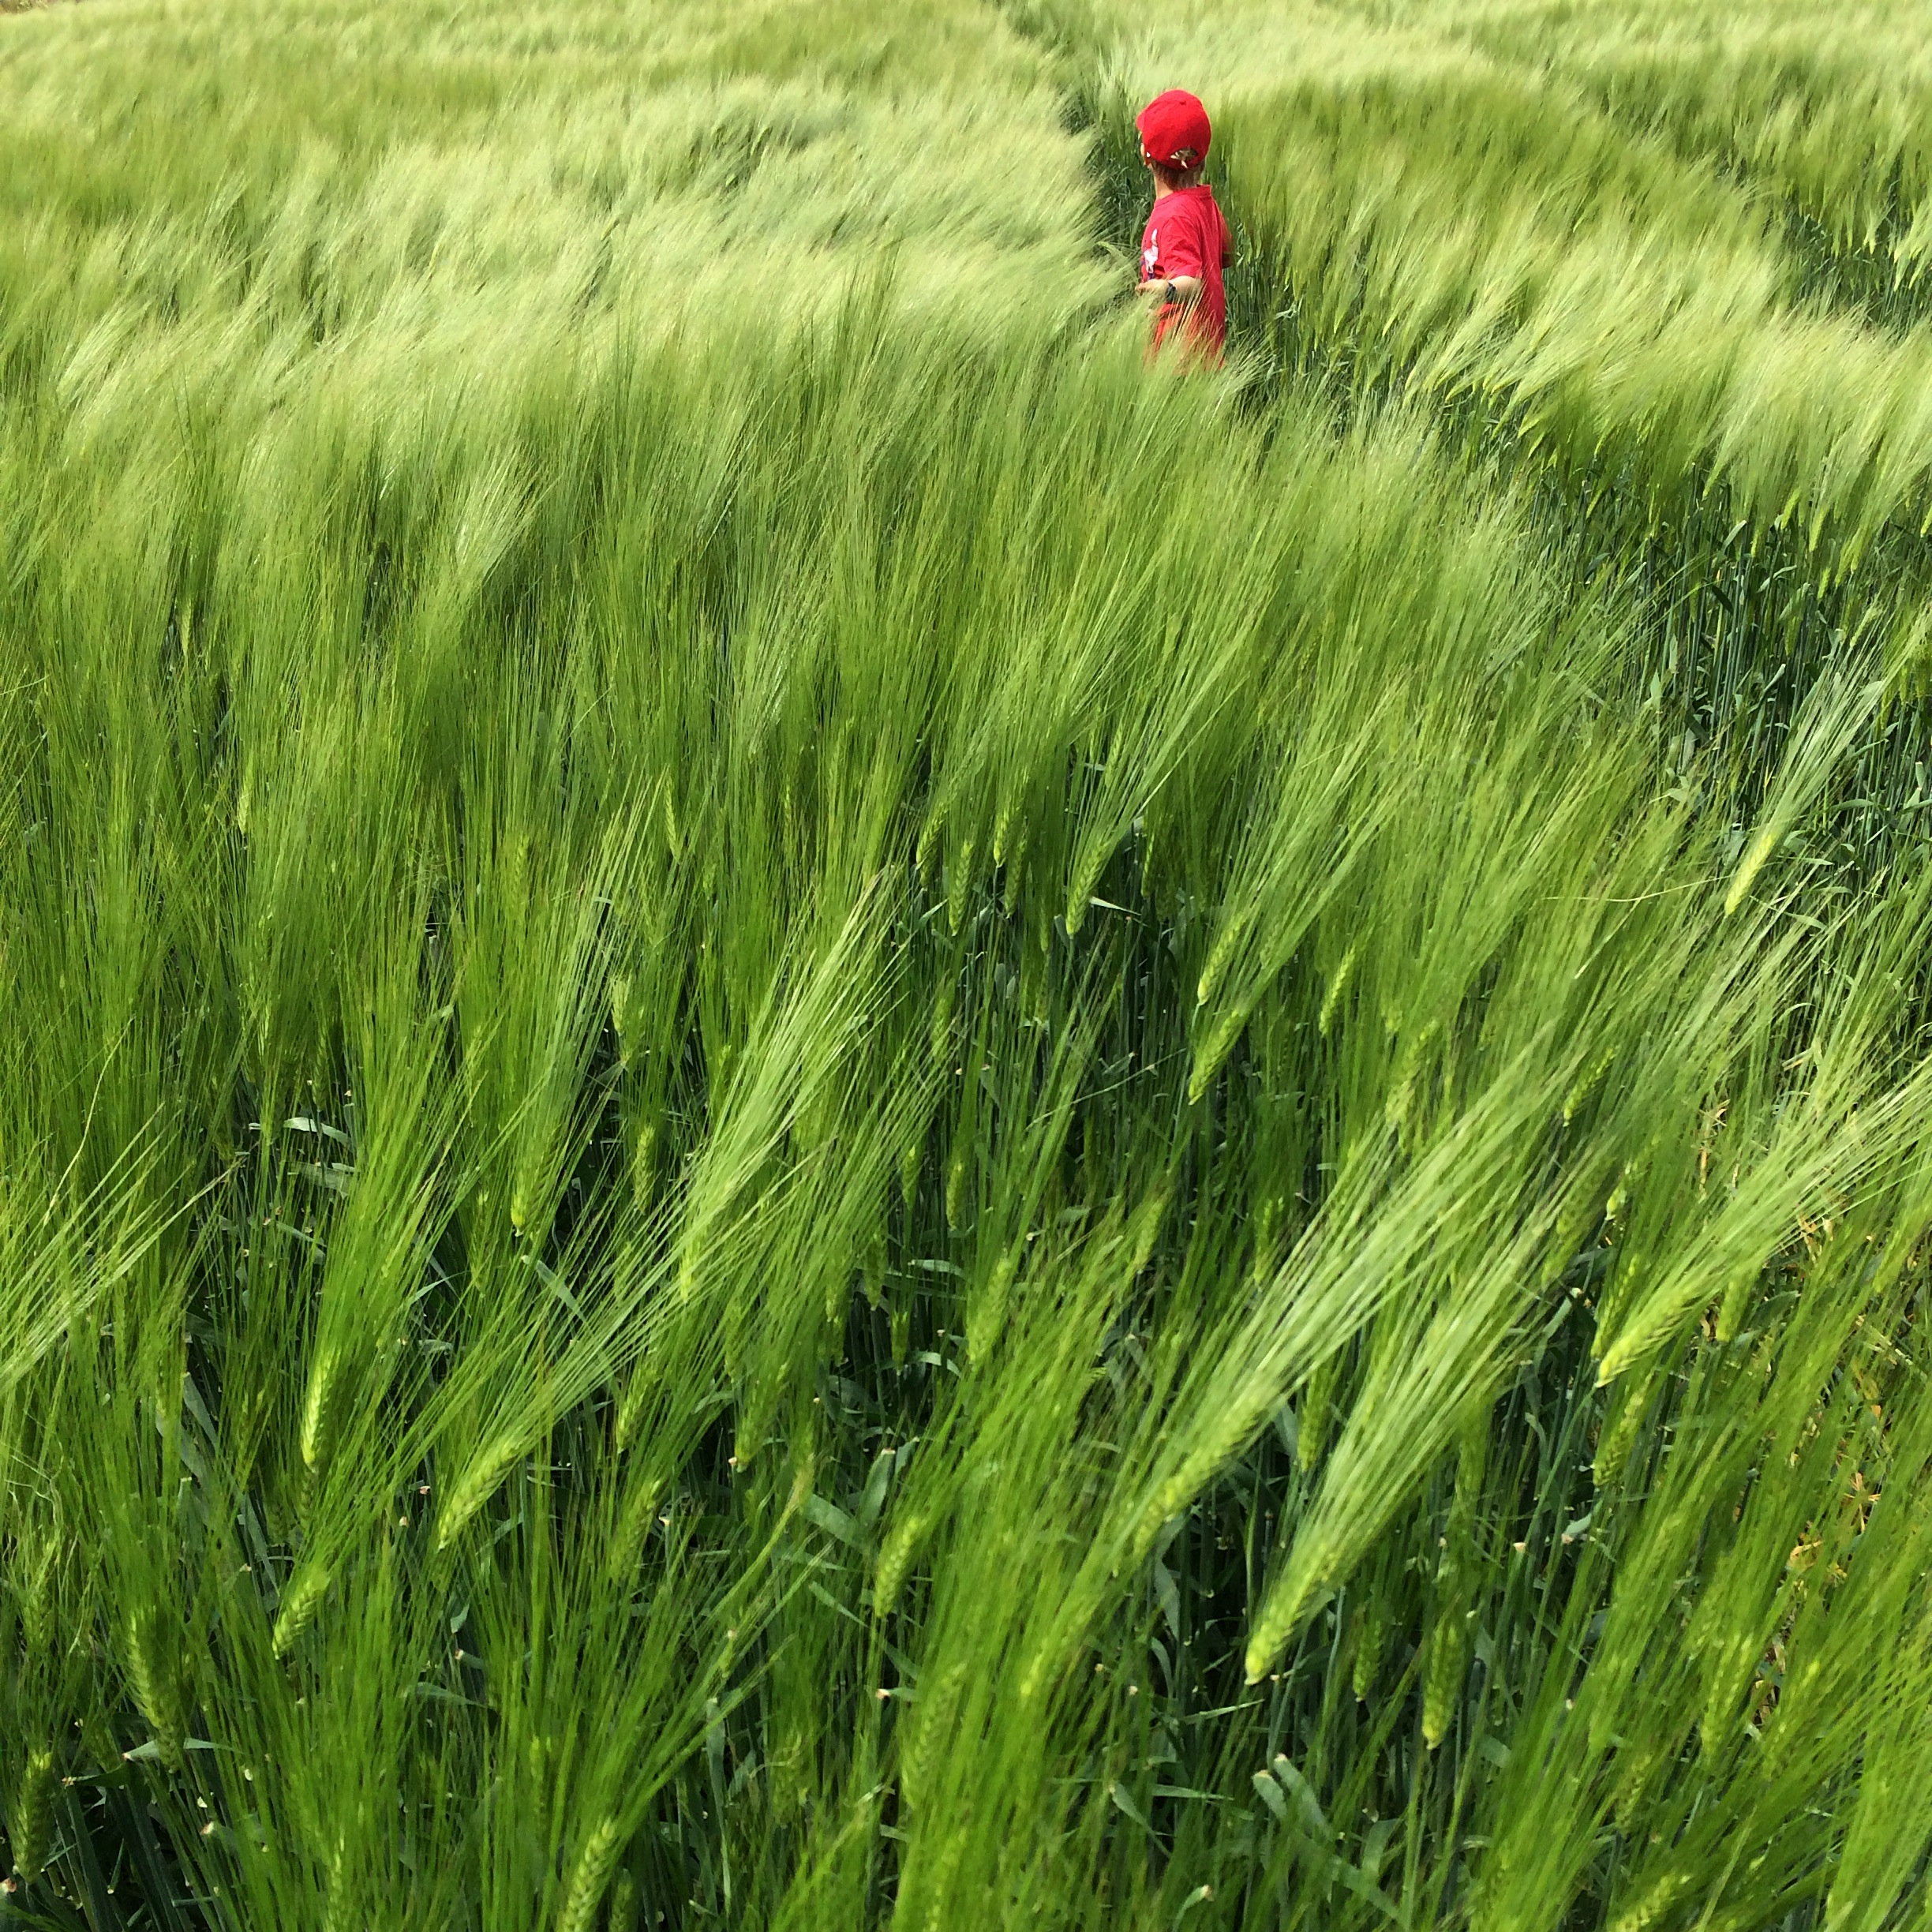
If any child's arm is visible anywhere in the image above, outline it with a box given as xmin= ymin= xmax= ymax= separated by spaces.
xmin=1140 ymin=274 xmax=1204 ymax=304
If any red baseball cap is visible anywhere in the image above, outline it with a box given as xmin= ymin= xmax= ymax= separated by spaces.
xmin=1136 ymin=89 xmax=1212 ymax=170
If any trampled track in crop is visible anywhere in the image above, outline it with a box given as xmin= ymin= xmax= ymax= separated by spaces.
xmin=1 ymin=2 xmax=1930 ymax=1927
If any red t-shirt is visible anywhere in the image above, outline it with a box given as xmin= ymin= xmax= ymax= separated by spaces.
xmin=1140 ymin=185 xmax=1232 ymax=357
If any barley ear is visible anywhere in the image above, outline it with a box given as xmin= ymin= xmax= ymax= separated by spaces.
xmin=1297 ymin=1351 xmax=1342 ymax=1474
xmin=1351 ymin=1595 xmax=1388 ymax=1701
xmin=605 ymin=1476 xmax=666 ymax=1585
xmin=300 ymin=1343 xmax=340 ymax=1475
xmin=7 ymin=1747 xmax=55 ymax=1882
xmin=607 ymin=1868 xmax=642 ymax=1932
xmin=436 ymin=1433 xmax=526 ymax=1551
xmin=272 ymin=1558 xmax=331 ymax=1657
xmin=1722 ymin=825 xmax=1779 ymax=916
xmin=555 ymin=1817 xmax=623 ymax=1932
xmin=125 ymin=1611 xmax=186 ymax=1773
xmin=1421 ymin=1605 xmax=1469 ymax=1749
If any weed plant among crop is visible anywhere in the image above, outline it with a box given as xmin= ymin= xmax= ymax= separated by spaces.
xmin=2 ymin=1 xmax=1930 ymax=1929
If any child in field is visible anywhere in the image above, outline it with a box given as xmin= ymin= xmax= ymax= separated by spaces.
xmin=1135 ymin=89 xmax=1233 ymax=360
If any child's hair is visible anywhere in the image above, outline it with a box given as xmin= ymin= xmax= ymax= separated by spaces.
xmin=1145 ymin=151 xmax=1203 ymax=189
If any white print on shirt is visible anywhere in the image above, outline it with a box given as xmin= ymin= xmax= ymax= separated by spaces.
xmin=1143 ymin=229 xmax=1159 ymax=278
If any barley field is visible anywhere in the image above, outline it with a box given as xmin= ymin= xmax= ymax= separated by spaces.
xmin=1 ymin=0 xmax=1929 ymax=1926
